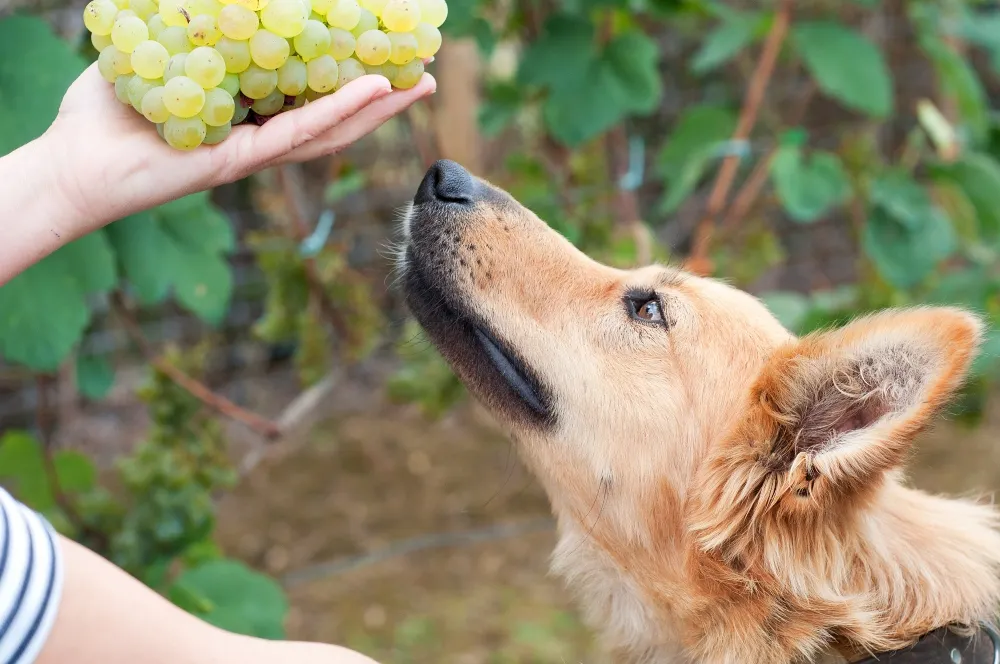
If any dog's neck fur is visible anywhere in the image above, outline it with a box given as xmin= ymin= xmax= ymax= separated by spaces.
xmin=545 ymin=472 xmax=1000 ymax=664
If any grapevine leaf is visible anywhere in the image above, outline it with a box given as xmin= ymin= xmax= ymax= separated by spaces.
xmin=690 ymin=11 xmax=761 ymax=74
xmin=602 ymin=29 xmax=662 ymax=114
xmin=920 ymin=34 xmax=987 ymax=145
xmin=770 ymin=146 xmax=850 ymax=223
xmin=869 ymin=170 xmax=932 ymax=231
xmin=52 ymin=450 xmax=97 ymax=494
xmin=0 ymin=432 xmax=53 ymax=512
xmin=173 ymin=252 xmax=233 ymax=326
xmin=517 ymin=14 xmax=596 ymax=94
xmin=930 ymin=152 xmax=1000 ymax=242
xmin=759 ymin=292 xmax=810 ymax=333
xmin=169 ymin=559 xmax=288 ymax=639
xmin=972 ymin=328 xmax=1000 ymax=378
xmin=541 ymin=60 xmax=625 ymax=146
xmin=658 ymin=143 xmax=717 ymax=214
xmin=479 ymin=81 xmax=524 ymax=137
xmin=862 ymin=206 xmax=956 ymax=290
xmin=657 ymin=104 xmax=736 ymax=183
xmin=791 ymin=21 xmax=893 ymax=117
xmin=77 ymin=352 xmax=116 ymax=400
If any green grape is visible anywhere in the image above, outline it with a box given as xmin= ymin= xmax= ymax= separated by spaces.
xmin=117 ymin=8 xmax=139 ymax=19
xmin=260 ymin=0 xmax=308 ymax=39
xmin=159 ymin=0 xmax=189 ymax=27
xmin=147 ymin=13 xmax=166 ymax=38
xmin=218 ymin=4 xmax=258 ymax=40
xmin=131 ymin=40 xmax=170 ymax=78
xmin=411 ymin=22 xmax=440 ymax=59
xmin=83 ymin=0 xmax=118 ymax=35
xmin=355 ymin=29 xmax=389 ymax=66
xmin=350 ymin=7 xmax=376 ymax=37
xmin=304 ymin=86 xmax=329 ymax=101
xmin=381 ymin=0 xmax=419 ymax=32
xmin=110 ymin=0 xmax=128 ymax=9
xmin=219 ymin=71 xmax=241 ymax=95
xmin=416 ymin=0 xmax=445 ymax=28
xmin=387 ymin=31 xmax=416 ymax=65
xmin=336 ymin=56 xmax=365 ymax=88
xmin=358 ymin=0 xmax=386 ymax=15
xmin=239 ymin=63 xmax=279 ymax=98
xmin=163 ymin=53 xmax=188 ymax=81
xmin=111 ymin=15 xmax=149 ymax=53
xmin=158 ymin=25 xmax=193 ymax=54
xmin=232 ymin=100 xmax=251 ymax=124
xmin=289 ymin=93 xmax=307 ymax=108
xmin=277 ymin=56 xmax=307 ymax=95
xmin=311 ymin=0 xmax=334 ymax=14
xmin=204 ymin=122 xmax=232 ymax=145
xmin=326 ymin=0 xmax=359 ymax=30
xmin=164 ymin=115 xmax=207 ymax=150
xmin=249 ymin=29 xmax=290 ymax=69
xmin=201 ymin=87 xmax=236 ymax=125
xmin=364 ymin=61 xmax=396 ymax=80
xmin=231 ymin=0 xmax=268 ymax=8
xmin=98 ymin=44 xmax=132 ymax=81
xmin=327 ymin=27 xmax=355 ymax=59
xmin=92 ymin=31 xmax=113 ymax=52
xmin=292 ymin=20 xmax=330 ymax=61
xmin=156 ymin=122 xmax=166 ymax=140
xmin=390 ymin=57 xmax=422 ymax=88
xmin=186 ymin=46 xmax=227 ymax=87
xmin=251 ymin=88 xmax=285 ymax=115
xmin=187 ymin=15 xmax=221 ymax=46
xmin=131 ymin=0 xmax=159 ymax=19
xmin=163 ymin=75 xmax=207 ymax=117
xmin=306 ymin=54 xmax=338 ymax=92
xmin=127 ymin=75 xmax=161 ymax=111
xmin=114 ymin=75 xmax=133 ymax=104
xmin=141 ymin=85 xmax=170 ymax=122
xmin=216 ymin=37 xmax=251 ymax=72
xmin=188 ymin=0 xmax=224 ymax=14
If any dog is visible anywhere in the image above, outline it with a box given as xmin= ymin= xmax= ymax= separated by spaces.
xmin=397 ymin=159 xmax=1000 ymax=663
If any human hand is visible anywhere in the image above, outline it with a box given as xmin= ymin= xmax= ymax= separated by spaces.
xmin=43 ymin=63 xmax=436 ymax=235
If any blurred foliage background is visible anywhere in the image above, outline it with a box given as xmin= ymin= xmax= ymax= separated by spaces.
xmin=4 ymin=0 xmax=1000 ymax=661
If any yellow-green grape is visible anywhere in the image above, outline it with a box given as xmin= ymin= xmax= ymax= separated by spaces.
xmin=110 ymin=0 xmax=129 ymax=9
xmin=188 ymin=0 xmax=224 ymax=14
xmin=304 ymin=86 xmax=329 ymax=101
xmin=156 ymin=122 xmax=166 ymax=140
xmin=131 ymin=40 xmax=170 ymax=78
xmin=204 ymin=122 xmax=232 ymax=145
xmin=232 ymin=0 xmax=268 ymax=8
xmin=239 ymin=64 xmax=279 ymax=98
xmin=289 ymin=93 xmax=307 ymax=108
xmin=232 ymin=100 xmax=251 ymax=124
xmin=147 ymin=13 xmax=166 ymax=38
xmin=201 ymin=87 xmax=236 ymax=125
xmin=83 ymin=0 xmax=118 ymax=35
xmin=163 ymin=75 xmax=207 ymax=117
xmin=327 ymin=27 xmax=355 ymax=59
xmin=251 ymin=88 xmax=285 ymax=115
xmin=350 ymin=7 xmax=376 ymax=37
xmin=260 ymin=0 xmax=309 ymax=39
xmin=127 ymin=75 xmax=160 ymax=111
xmin=218 ymin=4 xmax=258 ymax=40
xmin=216 ymin=37 xmax=251 ymax=72
xmin=277 ymin=56 xmax=307 ymax=95
xmin=249 ymin=29 xmax=290 ymax=69
xmin=306 ymin=54 xmax=338 ymax=92
xmin=116 ymin=8 xmax=139 ymax=18
xmin=293 ymin=20 xmax=330 ymax=61
xmin=141 ymin=86 xmax=171 ymax=122
xmin=159 ymin=0 xmax=190 ymax=26
xmin=219 ymin=71 xmax=241 ymax=95
xmin=358 ymin=0 xmax=386 ymax=15
xmin=311 ymin=0 xmax=334 ymax=14
xmin=381 ymin=0 xmax=419 ymax=32
xmin=416 ymin=0 xmax=445 ymax=28
xmin=111 ymin=15 xmax=149 ymax=53
xmin=327 ymin=0 xmax=360 ymax=30
xmin=387 ymin=31 xmax=416 ymax=65
xmin=163 ymin=53 xmax=188 ymax=80
xmin=187 ymin=15 xmax=221 ymax=45
xmin=158 ymin=25 xmax=192 ymax=54
xmin=131 ymin=0 xmax=159 ymax=19
xmin=411 ymin=22 xmax=440 ymax=59
xmin=98 ymin=44 xmax=128 ymax=80
xmin=114 ymin=75 xmax=133 ymax=104
xmin=185 ymin=46 xmax=227 ymax=88
xmin=336 ymin=56 xmax=365 ymax=87
xmin=92 ymin=32 xmax=113 ymax=52
xmin=164 ymin=115 xmax=207 ymax=150
xmin=355 ymin=29 xmax=389 ymax=65
xmin=391 ymin=57 xmax=422 ymax=88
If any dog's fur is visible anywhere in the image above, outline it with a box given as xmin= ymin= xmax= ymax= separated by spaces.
xmin=398 ymin=161 xmax=1000 ymax=664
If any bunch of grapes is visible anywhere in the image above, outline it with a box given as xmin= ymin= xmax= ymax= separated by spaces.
xmin=83 ymin=0 xmax=447 ymax=150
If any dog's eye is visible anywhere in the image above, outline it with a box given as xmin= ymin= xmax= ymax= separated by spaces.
xmin=626 ymin=295 xmax=666 ymax=325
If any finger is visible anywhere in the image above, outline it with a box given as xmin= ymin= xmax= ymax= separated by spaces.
xmin=271 ymin=73 xmax=437 ymax=167
xmin=214 ymin=75 xmax=393 ymax=180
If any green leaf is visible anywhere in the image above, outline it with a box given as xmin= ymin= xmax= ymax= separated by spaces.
xmin=862 ymin=206 xmax=956 ymax=289
xmin=169 ymin=559 xmax=288 ymax=639
xmin=657 ymin=104 xmax=736 ymax=182
xmin=603 ymin=29 xmax=662 ymax=115
xmin=770 ymin=146 xmax=850 ymax=223
xmin=690 ymin=11 xmax=761 ymax=74
xmin=479 ymin=81 xmax=524 ymax=137
xmin=792 ymin=21 xmax=893 ymax=117
xmin=870 ymin=170 xmax=932 ymax=231
xmin=52 ymin=450 xmax=96 ymax=494
xmin=920 ymin=34 xmax=988 ymax=145
xmin=0 ymin=432 xmax=53 ymax=512
xmin=77 ymin=353 xmax=115 ymax=400
xmin=658 ymin=144 xmax=717 ymax=214
xmin=759 ymin=291 xmax=810 ymax=332
xmin=517 ymin=15 xmax=595 ymax=94
xmin=930 ymin=152 xmax=1000 ymax=241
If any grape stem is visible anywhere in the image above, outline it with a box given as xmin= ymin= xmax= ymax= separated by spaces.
xmin=111 ymin=292 xmax=284 ymax=440
xmin=686 ymin=0 xmax=795 ymax=277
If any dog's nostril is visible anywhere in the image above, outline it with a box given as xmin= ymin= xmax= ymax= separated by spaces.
xmin=414 ymin=159 xmax=476 ymax=206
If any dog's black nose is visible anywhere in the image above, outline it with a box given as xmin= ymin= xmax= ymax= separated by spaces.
xmin=414 ymin=159 xmax=476 ymax=206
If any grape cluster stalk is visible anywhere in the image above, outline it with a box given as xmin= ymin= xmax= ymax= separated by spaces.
xmin=83 ymin=0 xmax=447 ymax=150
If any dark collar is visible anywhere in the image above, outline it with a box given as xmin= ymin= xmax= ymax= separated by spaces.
xmin=851 ymin=623 xmax=999 ymax=664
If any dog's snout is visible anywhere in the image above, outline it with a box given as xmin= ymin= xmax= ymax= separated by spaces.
xmin=414 ymin=159 xmax=477 ymax=206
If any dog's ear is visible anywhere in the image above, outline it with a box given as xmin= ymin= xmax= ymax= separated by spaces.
xmin=752 ymin=307 xmax=982 ymax=499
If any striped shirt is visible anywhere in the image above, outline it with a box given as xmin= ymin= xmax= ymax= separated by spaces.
xmin=0 ymin=486 xmax=63 ymax=664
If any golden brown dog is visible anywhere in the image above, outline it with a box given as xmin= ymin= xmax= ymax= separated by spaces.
xmin=398 ymin=160 xmax=1000 ymax=664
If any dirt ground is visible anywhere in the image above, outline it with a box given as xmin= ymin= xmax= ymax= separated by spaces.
xmin=213 ymin=385 xmax=1000 ymax=664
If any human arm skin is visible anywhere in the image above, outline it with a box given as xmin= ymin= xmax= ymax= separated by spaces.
xmin=34 ymin=534 xmax=380 ymax=664
xmin=0 ymin=63 xmax=436 ymax=286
